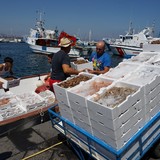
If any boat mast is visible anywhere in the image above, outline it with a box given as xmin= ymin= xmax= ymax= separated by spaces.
xmin=128 ymin=21 xmax=133 ymax=35
xmin=36 ymin=11 xmax=45 ymax=31
xmin=89 ymin=30 xmax=92 ymax=43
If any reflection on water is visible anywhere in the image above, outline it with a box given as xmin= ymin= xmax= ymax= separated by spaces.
xmin=0 ymin=43 xmax=124 ymax=77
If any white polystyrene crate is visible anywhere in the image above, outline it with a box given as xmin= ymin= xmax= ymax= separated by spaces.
xmin=68 ymin=76 xmax=114 ymax=99
xmin=0 ymin=104 xmax=25 ymax=120
xmin=144 ymin=75 xmax=160 ymax=95
xmin=17 ymin=92 xmax=45 ymax=112
xmin=102 ymin=62 xmax=140 ymax=80
xmin=144 ymin=54 xmax=160 ymax=67
xmin=0 ymin=77 xmax=20 ymax=89
xmin=145 ymin=84 xmax=160 ymax=107
xmin=87 ymin=81 xmax=144 ymax=121
xmin=92 ymin=126 xmax=134 ymax=150
xmin=145 ymin=88 xmax=160 ymax=117
xmin=71 ymin=59 xmax=93 ymax=71
xmin=53 ymin=82 xmax=70 ymax=106
xmin=67 ymin=76 xmax=114 ymax=126
xmin=53 ymin=72 xmax=95 ymax=106
xmin=0 ymin=103 xmax=11 ymax=113
xmin=73 ymin=115 xmax=93 ymax=134
xmin=123 ymin=51 xmax=158 ymax=64
xmin=122 ymin=65 xmax=160 ymax=89
xmin=150 ymin=104 xmax=160 ymax=119
xmin=58 ymin=101 xmax=74 ymax=123
xmin=143 ymin=44 xmax=160 ymax=52
xmin=91 ymin=108 xmax=144 ymax=141
xmin=142 ymin=118 xmax=160 ymax=151
xmin=72 ymin=109 xmax=91 ymax=126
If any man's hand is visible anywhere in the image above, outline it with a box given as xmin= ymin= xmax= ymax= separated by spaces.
xmin=0 ymin=81 xmax=3 ymax=88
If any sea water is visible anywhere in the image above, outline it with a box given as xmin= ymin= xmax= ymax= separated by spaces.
xmin=0 ymin=43 xmax=51 ymax=77
xmin=0 ymin=42 xmax=123 ymax=77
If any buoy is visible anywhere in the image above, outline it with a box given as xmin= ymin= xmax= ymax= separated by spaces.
xmin=36 ymin=75 xmax=44 ymax=87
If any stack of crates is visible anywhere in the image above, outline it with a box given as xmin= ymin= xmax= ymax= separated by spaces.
xmin=52 ymin=51 xmax=160 ymax=159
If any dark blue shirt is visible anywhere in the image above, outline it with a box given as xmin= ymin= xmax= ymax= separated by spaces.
xmin=51 ymin=50 xmax=70 ymax=80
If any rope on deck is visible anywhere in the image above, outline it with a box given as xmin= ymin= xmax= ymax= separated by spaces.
xmin=21 ymin=140 xmax=66 ymax=160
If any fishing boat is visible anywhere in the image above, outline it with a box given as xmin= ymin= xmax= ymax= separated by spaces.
xmin=25 ymin=12 xmax=80 ymax=58
xmin=103 ymin=22 xmax=160 ymax=58
xmin=0 ymin=74 xmax=56 ymax=137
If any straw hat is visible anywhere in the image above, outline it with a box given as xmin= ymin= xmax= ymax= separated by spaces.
xmin=58 ymin=37 xmax=72 ymax=47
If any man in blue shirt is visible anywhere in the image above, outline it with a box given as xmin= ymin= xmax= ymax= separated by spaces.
xmin=88 ymin=41 xmax=111 ymax=74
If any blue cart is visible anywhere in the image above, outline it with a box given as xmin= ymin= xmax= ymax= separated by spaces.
xmin=48 ymin=104 xmax=160 ymax=160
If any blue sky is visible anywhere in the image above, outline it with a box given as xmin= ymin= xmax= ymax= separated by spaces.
xmin=0 ymin=0 xmax=160 ymax=40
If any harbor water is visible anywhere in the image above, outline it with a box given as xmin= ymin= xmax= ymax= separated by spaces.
xmin=0 ymin=42 xmax=123 ymax=78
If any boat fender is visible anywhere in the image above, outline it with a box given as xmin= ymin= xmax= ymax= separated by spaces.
xmin=36 ymin=79 xmax=44 ymax=87
xmin=36 ymin=76 xmax=44 ymax=87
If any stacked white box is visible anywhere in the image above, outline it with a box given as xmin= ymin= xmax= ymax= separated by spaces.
xmin=102 ymin=62 xmax=140 ymax=80
xmin=143 ymin=116 xmax=160 ymax=151
xmin=0 ymin=77 xmax=20 ymax=89
xmin=143 ymin=44 xmax=160 ymax=52
xmin=17 ymin=92 xmax=45 ymax=111
xmin=144 ymin=54 xmax=160 ymax=67
xmin=0 ymin=93 xmax=25 ymax=121
xmin=123 ymin=52 xmax=158 ymax=65
xmin=87 ymin=81 xmax=145 ymax=150
xmin=67 ymin=76 xmax=114 ymax=134
xmin=53 ymin=72 xmax=95 ymax=123
xmin=71 ymin=57 xmax=93 ymax=71
xmin=121 ymin=65 xmax=160 ymax=123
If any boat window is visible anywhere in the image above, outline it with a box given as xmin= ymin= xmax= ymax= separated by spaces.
xmin=36 ymin=39 xmax=58 ymax=47
xmin=125 ymin=36 xmax=133 ymax=40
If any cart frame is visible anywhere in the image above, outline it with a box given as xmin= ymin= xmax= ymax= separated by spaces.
xmin=48 ymin=104 xmax=160 ymax=160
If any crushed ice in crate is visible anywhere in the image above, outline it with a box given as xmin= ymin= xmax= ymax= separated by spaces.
xmin=146 ymin=55 xmax=160 ymax=66
xmin=95 ymin=87 xmax=136 ymax=108
xmin=105 ymin=63 xmax=139 ymax=79
xmin=74 ymin=80 xmax=112 ymax=96
xmin=127 ymin=54 xmax=154 ymax=63
xmin=124 ymin=67 xmax=160 ymax=85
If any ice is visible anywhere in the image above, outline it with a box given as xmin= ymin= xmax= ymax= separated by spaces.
xmin=104 ymin=63 xmax=139 ymax=79
xmin=124 ymin=66 xmax=160 ymax=85
xmin=145 ymin=55 xmax=160 ymax=66
xmin=126 ymin=53 xmax=156 ymax=64
xmin=95 ymin=87 xmax=136 ymax=108
xmin=73 ymin=80 xmax=112 ymax=97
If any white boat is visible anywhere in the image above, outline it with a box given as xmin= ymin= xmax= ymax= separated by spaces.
xmin=103 ymin=22 xmax=160 ymax=58
xmin=0 ymin=74 xmax=56 ymax=136
xmin=25 ymin=12 xmax=80 ymax=58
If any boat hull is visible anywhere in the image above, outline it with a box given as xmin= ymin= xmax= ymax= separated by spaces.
xmin=0 ymin=108 xmax=50 ymax=137
xmin=29 ymin=43 xmax=80 ymax=58
xmin=109 ymin=44 xmax=143 ymax=58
